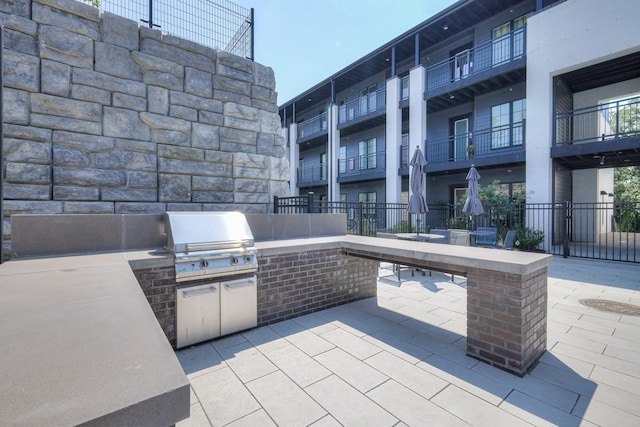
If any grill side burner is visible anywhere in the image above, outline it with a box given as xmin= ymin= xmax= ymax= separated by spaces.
xmin=164 ymin=211 xmax=259 ymax=282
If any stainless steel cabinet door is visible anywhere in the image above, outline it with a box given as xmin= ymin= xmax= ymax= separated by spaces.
xmin=176 ymin=283 xmax=221 ymax=348
xmin=220 ymin=276 xmax=257 ymax=336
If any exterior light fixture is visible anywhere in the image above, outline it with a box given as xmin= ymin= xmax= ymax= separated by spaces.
xmin=443 ymin=24 xmax=449 ymax=30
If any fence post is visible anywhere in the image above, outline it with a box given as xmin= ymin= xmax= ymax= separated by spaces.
xmin=563 ymin=200 xmax=570 ymax=258
xmin=358 ymin=201 xmax=364 ymax=235
xmin=306 ymin=192 xmax=314 ymax=214
xmin=273 ymin=196 xmax=278 ymax=214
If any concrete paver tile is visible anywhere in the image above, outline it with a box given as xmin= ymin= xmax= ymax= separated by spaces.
xmin=366 ymin=380 xmax=469 ymax=427
xmin=408 ymin=332 xmax=477 ymax=368
xmin=210 ymin=333 xmax=247 ymax=351
xmin=241 ymin=325 xmax=290 ymax=353
xmin=285 ymin=329 xmax=335 ymax=356
xmin=603 ymin=343 xmax=640 ymax=364
xmin=590 ymin=365 xmax=640 ymax=393
xmin=417 ymin=354 xmax=513 ymax=406
xmin=305 ymin=375 xmax=398 ymax=427
xmin=315 ymin=347 xmax=388 ymax=393
xmin=216 ymin=341 xmax=278 ymax=383
xmin=363 ymin=330 xmax=433 ymax=364
xmin=573 ymin=394 xmax=640 ymax=427
xmin=176 ymin=343 xmax=226 ymax=379
xmin=529 ymin=361 xmax=596 ymax=396
xmin=554 ymin=342 xmax=640 ymax=378
xmin=190 ymin=366 xmax=260 ymax=426
xmin=264 ymin=343 xmax=331 ymax=388
xmin=246 ymin=371 xmax=326 ymax=427
xmin=308 ymin=414 xmax=342 ymax=427
xmin=566 ymin=325 xmax=639 ymax=352
xmin=319 ymin=327 xmax=382 ymax=360
xmin=364 ymin=351 xmax=448 ymax=400
xmin=176 ymin=403 xmax=211 ymax=427
xmin=537 ymin=351 xmax=595 ymax=378
xmin=225 ymin=409 xmax=276 ymax=427
xmin=431 ymin=385 xmax=532 ymax=427
xmin=499 ymin=390 xmax=594 ymax=427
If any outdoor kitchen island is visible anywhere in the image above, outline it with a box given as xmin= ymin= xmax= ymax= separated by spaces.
xmin=0 ymin=214 xmax=552 ymax=425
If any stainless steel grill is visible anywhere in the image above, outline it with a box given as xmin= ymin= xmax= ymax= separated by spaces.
xmin=164 ymin=211 xmax=258 ymax=282
xmin=165 ymin=211 xmax=259 ymax=348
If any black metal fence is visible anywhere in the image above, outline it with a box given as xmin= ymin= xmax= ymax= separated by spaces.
xmin=101 ymin=0 xmax=254 ymax=60
xmin=274 ymin=193 xmax=640 ymax=263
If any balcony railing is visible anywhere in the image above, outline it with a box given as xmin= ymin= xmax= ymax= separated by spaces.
xmin=401 ymin=76 xmax=410 ymax=102
xmin=298 ymin=112 xmax=328 ymax=141
xmin=338 ymin=151 xmax=386 ymax=179
xmin=426 ymin=122 xmax=525 ymax=164
xmin=297 ymin=164 xmax=327 ymax=186
xmin=555 ymin=95 xmax=640 ymax=146
xmin=426 ymin=26 xmax=525 ymax=92
xmin=338 ymin=87 xmax=386 ymax=125
xmin=400 ymin=144 xmax=410 ymax=169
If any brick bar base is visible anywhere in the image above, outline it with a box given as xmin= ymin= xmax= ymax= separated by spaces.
xmin=466 ymin=265 xmax=548 ymax=376
xmin=132 ymin=249 xmax=379 ymax=347
xmin=256 ymin=248 xmax=379 ymax=325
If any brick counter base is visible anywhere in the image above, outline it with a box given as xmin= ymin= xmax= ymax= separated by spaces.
xmin=466 ymin=266 xmax=547 ymax=376
xmin=132 ymin=249 xmax=379 ymax=347
xmin=256 ymin=248 xmax=379 ymax=325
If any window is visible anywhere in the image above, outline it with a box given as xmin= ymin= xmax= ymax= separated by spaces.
xmin=491 ymin=99 xmax=526 ymax=149
xmin=320 ymin=152 xmax=327 ymax=180
xmin=338 ymin=98 xmax=346 ymax=123
xmin=401 ymin=133 xmax=409 ymax=167
xmin=401 ymin=76 xmax=410 ymax=100
xmin=359 ymin=191 xmax=377 ymax=216
xmin=492 ymin=16 xmax=526 ymax=66
xmin=339 ymin=146 xmax=347 ymax=174
xmin=359 ymin=138 xmax=377 ymax=170
xmin=454 ymin=49 xmax=471 ymax=80
xmin=359 ymin=84 xmax=377 ymax=115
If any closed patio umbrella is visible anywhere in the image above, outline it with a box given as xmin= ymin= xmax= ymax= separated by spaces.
xmin=408 ymin=146 xmax=428 ymax=235
xmin=462 ymin=165 xmax=484 ymax=226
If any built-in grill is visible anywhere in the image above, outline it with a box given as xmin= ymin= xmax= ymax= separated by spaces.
xmin=164 ymin=211 xmax=259 ymax=348
xmin=164 ymin=211 xmax=258 ymax=282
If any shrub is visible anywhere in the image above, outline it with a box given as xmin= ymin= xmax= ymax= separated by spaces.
xmin=514 ymin=227 xmax=544 ymax=251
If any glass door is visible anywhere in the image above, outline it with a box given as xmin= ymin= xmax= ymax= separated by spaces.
xmin=492 ymin=22 xmax=510 ymax=66
xmin=454 ymin=118 xmax=469 ymax=160
xmin=454 ymin=49 xmax=470 ymax=80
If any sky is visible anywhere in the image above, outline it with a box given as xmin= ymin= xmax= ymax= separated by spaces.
xmin=232 ymin=0 xmax=458 ymax=105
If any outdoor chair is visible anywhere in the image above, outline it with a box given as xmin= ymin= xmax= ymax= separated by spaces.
xmin=429 ymin=229 xmax=451 ymax=244
xmin=474 ymin=227 xmax=498 ymax=247
xmin=377 ymin=232 xmax=424 ymax=283
xmin=502 ymin=230 xmax=517 ymax=250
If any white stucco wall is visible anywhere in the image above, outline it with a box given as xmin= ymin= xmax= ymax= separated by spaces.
xmin=526 ymin=0 xmax=640 ymax=204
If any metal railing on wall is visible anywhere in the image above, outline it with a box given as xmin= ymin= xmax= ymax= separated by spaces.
xmin=274 ymin=194 xmax=640 ymax=263
xmin=101 ymin=0 xmax=254 ymax=60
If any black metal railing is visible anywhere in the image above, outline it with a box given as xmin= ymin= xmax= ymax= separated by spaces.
xmin=426 ymin=122 xmax=525 ymax=164
xmin=101 ymin=0 xmax=254 ymax=60
xmin=555 ymin=95 xmax=640 ymax=146
xmin=338 ymin=152 xmax=386 ymax=179
xmin=426 ymin=26 xmax=525 ymax=92
xmin=338 ymin=87 xmax=386 ymax=125
xmin=401 ymin=76 xmax=410 ymax=102
xmin=297 ymin=164 xmax=328 ymax=186
xmin=274 ymin=194 xmax=640 ymax=263
xmin=298 ymin=112 xmax=328 ymax=141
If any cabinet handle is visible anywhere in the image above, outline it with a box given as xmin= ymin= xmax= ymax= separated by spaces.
xmin=182 ymin=286 xmax=217 ymax=298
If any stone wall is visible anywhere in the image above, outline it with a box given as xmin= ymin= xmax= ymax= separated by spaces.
xmin=0 ymin=0 xmax=288 ymax=257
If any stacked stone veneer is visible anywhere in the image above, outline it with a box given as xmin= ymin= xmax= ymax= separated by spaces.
xmin=466 ymin=266 xmax=548 ymax=376
xmin=132 ymin=249 xmax=379 ymax=347
xmin=0 ymin=0 xmax=288 ymax=257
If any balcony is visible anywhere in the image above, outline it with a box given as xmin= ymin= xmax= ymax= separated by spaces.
xmin=425 ymin=27 xmax=526 ymax=112
xmin=298 ymin=112 xmax=328 ymax=147
xmin=553 ymin=95 xmax=640 ymax=168
xmin=399 ymin=76 xmax=410 ymax=108
xmin=425 ymin=122 xmax=525 ymax=173
xmin=337 ymin=151 xmax=386 ymax=183
xmin=297 ymin=164 xmax=328 ymax=188
xmin=338 ymin=87 xmax=386 ymax=135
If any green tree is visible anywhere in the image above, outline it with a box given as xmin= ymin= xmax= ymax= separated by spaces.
xmin=613 ymin=166 xmax=640 ymax=232
xmin=83 ymin=0 xmax=100 ymax=7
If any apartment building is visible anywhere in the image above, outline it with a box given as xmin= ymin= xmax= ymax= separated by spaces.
xmin=278 ymin=0 xmax=640 ymax=227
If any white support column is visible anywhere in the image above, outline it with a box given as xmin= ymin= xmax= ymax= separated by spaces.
xmin=386 ymin=76 xmax=401 ymax=206
xmin=288 ymin=124 xmax=298 ymax=196
xmin=328 ymin=103 xmax=340 ymax=202
xmin=409 ymin=66 xmax=427 ymax=199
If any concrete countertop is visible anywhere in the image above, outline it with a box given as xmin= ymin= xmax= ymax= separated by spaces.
xmin=0 ymin=252 xmax=189 ymax=427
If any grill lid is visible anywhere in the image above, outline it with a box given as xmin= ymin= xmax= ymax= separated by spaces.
xmin=164 ymin=211 xmax=254 ymax=254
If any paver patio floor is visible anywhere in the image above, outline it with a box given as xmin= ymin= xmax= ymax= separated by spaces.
xmin=176 ymin=257 xmax=640 ymax=426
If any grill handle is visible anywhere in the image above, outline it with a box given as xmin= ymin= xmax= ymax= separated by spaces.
xmin=225 ymin=281 xmax=255 ymax=290
xmin=181 ymin=286 xmax=217 ymax=298
xmin=184 ymin=240 xmax=253 ymax=252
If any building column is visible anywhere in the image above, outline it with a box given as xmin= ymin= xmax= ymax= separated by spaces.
xmin=328 ymin=103 xmax=340 ymax=202
xmin=386 ymin=76 xmax=402 ymax=206
xmin=409 ymin=65 xmax=427 ymax=198
xmin=288 ymin=124 xmax=298 ymax=196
